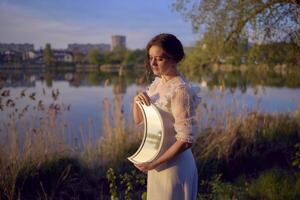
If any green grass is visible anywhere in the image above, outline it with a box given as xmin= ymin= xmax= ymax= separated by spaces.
xmin=247 ymin=169 xmax=300 ymax=200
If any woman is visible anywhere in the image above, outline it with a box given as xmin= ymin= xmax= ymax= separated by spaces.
xmin=132 ymin=33 xmax=199 ymax=200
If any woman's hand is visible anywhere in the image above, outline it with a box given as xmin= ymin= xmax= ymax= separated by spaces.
xmin=133 ymin=91 xmax=150 ymax=124
xmin=134 ymin=92 xmax=151 ymax=106
xmin=134 ymin=161 xmax=157 ymax=173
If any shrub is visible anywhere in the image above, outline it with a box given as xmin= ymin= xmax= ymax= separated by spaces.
xmin=14 ymin=157 xmax=99 ymax=200
xmin=247 ymin=169 xmax=300 ymax=200
xmin=193 ymin=111 xmax=300 ymax=180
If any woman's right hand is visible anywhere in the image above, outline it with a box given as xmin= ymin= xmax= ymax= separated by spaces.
xmin=134 ymin=92 xmax=151 ymax=106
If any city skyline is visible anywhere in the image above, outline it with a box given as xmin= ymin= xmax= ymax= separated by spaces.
xmin=1 ymin=34 xmax=126 ymax=52
xmin=0 ymin=0 xmax=198 ymax=50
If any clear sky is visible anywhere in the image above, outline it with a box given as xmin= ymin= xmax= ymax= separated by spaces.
xmin=0 ymin=0 xmax=198 ymax=50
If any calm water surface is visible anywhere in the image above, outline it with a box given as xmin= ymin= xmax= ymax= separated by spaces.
xmin=1 ymin=70 xmax=300 ymax=141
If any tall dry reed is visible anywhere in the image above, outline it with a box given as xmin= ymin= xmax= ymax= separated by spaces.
xmin=0 ymin=87 xmax=74 ymax=200
xmin=0 ymin=79 xmax=145 ymax=199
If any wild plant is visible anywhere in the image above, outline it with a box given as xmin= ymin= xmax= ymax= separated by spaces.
xmin=0 ymin=86 xmax=73 ymax=200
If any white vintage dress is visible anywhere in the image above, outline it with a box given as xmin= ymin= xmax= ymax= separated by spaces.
xmin=145 ymin=74 xmax=200 ymax=200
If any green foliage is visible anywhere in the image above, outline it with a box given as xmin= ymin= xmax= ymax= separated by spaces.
xmin=173 ymin=0 xmax=300 ymax=44
xmin=180 ymin=39 xmax=300 ymax=77
xmin=292 ymin=143 xmax=300 ymax=169
xmin=198 ymin=174 xmax=246 ymax=200
xmin=106 ymin=168 xmax=119 ymax=200
xmin=247 ymin=169 xmax=300 ymax=200
xmin=43 ymin=43 xmax=53 ymax=65
xmin=182 ymin=66 xmax=300 ymax=91
xmin=119 ymin=170 xmax=146 ymax=200
xmin=247 ymin=42 xmax=300 ymax=65
xmin=179 ymin=41 xmax=204 ymax=76
xmin=197 ymin=169 xmax=300 ymax=200
xmin=123 ymin=49 xmax=145 ymax=67
xmin=174 ymin=0 xmax=300 ymax=73
xmin=120 ymin=172 xmax=133 ymax=200
xmin=102 ymin=48 xmax=128 ymax=65
xmin=14 ymin=156 xmax=98 ymax=200
xmin=87 ymin=72 xmax=102 ymax=85
xmin=106 ymin=168 xmax=146 ymax=200
xmin=86 ymin=48 xmax=145 ymax=67
xmin=44 ymin=72 xmax=53 ymax=87
xmin=87 ymin=49 xmax=102 ymax=65
xmin=180 ymin=30 xmax=249 ymax=71
xmin=141 ymin=192 xmax=147 ymax=200
xmin=102 ymin=49 xmax=145 ymax=66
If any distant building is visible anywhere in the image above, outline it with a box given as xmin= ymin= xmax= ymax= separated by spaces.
xmin=67 ymin=43 xmax=110 ymax=54
xmin=22 ymin=50 xmax=36 ymax=60
xmin=21 ymin=49 xmax=73 ymax=64
xmin=53 ymin=50 xmax=73 ymax=63
xmin=1 ymin=50 xmax=22 ymax=63
xmin=0 ymin=43 xmax=34 ymax=63
xmin=111 ymin=35 xmax=126 ymax=50
xmin=0 ymin=43 xmax=34 ymax=53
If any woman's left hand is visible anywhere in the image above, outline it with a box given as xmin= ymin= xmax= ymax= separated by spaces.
xmin=134 ymin=161 xmax=157 ymax=173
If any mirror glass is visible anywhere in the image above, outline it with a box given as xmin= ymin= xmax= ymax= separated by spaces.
xmin=128 ymin=102 xmax=164 ymax=164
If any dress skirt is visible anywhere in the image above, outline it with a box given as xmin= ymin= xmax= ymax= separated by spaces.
xmin=147 ymin=149 xmax=198 ymax=200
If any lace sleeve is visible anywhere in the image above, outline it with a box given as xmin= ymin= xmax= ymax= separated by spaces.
xmin=171 ymin=85 xmax=195 ymax=143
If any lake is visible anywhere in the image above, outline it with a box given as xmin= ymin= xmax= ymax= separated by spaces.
xmin=1 ymin=68 xmax=300 ymax=145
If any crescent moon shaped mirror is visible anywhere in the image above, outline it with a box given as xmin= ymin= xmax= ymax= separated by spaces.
xmin=128 ymin=101 xmax=164 ymax=164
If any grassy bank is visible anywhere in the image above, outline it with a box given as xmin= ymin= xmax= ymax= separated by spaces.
xmin=194 ymin=109 xmax=300 ymax=199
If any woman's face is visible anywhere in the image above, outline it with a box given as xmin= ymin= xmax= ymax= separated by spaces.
xmin=148 ymin=45 xmax=176 ymax=76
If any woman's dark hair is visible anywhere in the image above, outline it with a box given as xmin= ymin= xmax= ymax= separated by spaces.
xmin=144 ymin=33 xmax=185 ymax=73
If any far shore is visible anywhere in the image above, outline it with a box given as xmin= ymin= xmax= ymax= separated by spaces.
xmin=0 ymin=63 xmax=144 ymax=72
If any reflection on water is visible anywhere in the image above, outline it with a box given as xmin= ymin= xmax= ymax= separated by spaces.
xmin=0 ymin=69 xmax=138 ymax=88
xmin=1 ymin=68 xmax=300 ymax=141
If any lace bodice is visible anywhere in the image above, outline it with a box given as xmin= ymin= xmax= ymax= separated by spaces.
xmin=146 ymin=74 xmax=201 ymax=143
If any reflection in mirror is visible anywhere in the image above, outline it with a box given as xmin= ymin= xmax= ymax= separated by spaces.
xmin=128 ymin=101 xmax=164 ymax=164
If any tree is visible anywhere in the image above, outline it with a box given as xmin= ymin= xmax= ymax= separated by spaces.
xmin=87 ymin=49 xmax=101 ymax=64
xmin=122 ymin=49 xmax=145 ymax=66
xmin=173 ymin=0 xmax=300 ymax=68
xmin=173 ymin=0 xmax=300 ymax=43
xmin=109 ymin=48 xmax=128 ymax=64
xmin=43 ymin=43 xmax=53 ymax=65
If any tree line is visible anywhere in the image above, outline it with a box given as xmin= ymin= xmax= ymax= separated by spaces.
xmin=173 ymin=0 xmax=300 ymax=73
xmin=43 ymin=44 xmax=145 ymax=67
